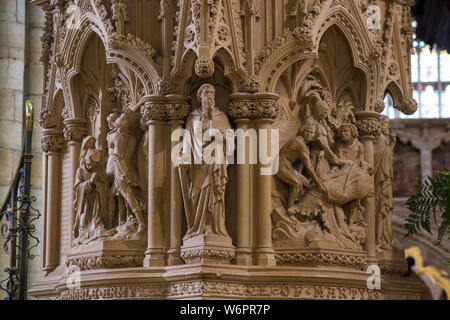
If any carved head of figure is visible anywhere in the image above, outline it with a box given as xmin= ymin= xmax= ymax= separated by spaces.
xmin=115 ymin=110 xmax=132 ymax=133
xmin=81 ymin=136 xmax=96 ymax=152
xmin=380 ymin=116 xmax=390 ymax=135
xmin=85 ymin=149 xmax=101 ymax=171
xmin=308 ymin=91 xmax=328 ymax=121
xmin=197 ymin=83 xmax=216 ymax=115
xmin=300 ymin=119 xmax=317 ymax=143
xmin=339 ymin=123 xmax=358 ymax=143
xmin=107 ymin=112 xmax=121 ymax=131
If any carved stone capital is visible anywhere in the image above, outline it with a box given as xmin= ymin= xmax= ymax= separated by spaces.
xmin=141 ymin=95 xmax=191 ymax=122
xmin=63 ymin=118 xmax=88 ymax=142
xmin=41 ymin=129 xmax=64 ymax=153
xmin=229 ymin=93 xmax=280 ymax=120
xmin=355 ymin=111 xmax=381 ymax=139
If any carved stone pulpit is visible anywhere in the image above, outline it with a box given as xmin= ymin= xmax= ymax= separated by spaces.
xmin=30 ymin=0 xmax=425 ymax=300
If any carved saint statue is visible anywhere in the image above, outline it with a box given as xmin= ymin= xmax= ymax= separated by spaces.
xmin=374 ymin=116 xmax=396 ymax=251
xmin=73 ymin=140 xmax=110 ymax=246
xmin=178 ymin=83 xmax=232 ymax=240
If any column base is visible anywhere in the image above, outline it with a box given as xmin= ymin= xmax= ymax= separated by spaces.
xmin=181 ymin=234 xmax=235 ymax=264
xmin=236 ymin=249 xmax=253 ymax=265
xmin=143 ymin=249 xmax=165 ymax=267
xmin=66 ymin=239 xmax=146 ymax=270
xmin=255 ymin=248 xmax=276 ymax=266
xmin=166 ymin=249 xmax=183 ymax=266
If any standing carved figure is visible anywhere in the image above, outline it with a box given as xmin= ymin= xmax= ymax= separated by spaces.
xmin=106 ymin=111 xmax=124 ymax=228
xmin=72 ymin=144 xmax=109 ymax=246
xmin=110 ymin=110 xmax=146 ymax=239
xmin=178 ymin=83 xmax=232 ymax=240
xmin=374 ymin=116 xmax=396 ymax=250
xmin=277 ymin=120 xmax=329 ymax=209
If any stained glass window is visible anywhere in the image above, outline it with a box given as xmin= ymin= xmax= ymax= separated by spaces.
xmin=384 ymin=41 xmax=450 ymax=119
xmin=442 ymin=85 xmax=450 ymax=118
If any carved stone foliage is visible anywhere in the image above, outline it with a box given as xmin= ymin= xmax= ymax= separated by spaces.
xmin=141 ymin=102 xmax=191 ymax=122
xmin=229 ymin=93 xmax=280 ymax=120
xmin=194 ymin=57 xmax=215 ymax=78
xmin=275 ymin=251 xmax=368 ymax=270
xmin=41 ymin=134 xmax=65 ymax=153
xmin=109 ymin=33 xmax=157 ymax=61
xmin=63 ymin=124 xmax=88 ymax=142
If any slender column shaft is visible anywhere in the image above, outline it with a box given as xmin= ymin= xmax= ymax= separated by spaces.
xmin=41 ymin=153 xmax=47 ymax=269
xmin=41 ymin=130 xmax=63 ymax=274
xmin=63 ymin=118 xmax=87 ymax=248
xmin=253 ymin=119 xmax=276 ymax=266
xmin=235 ymin=119 xmax=252 ymax=265
xmin=356 ymin=111 xmax=380 ymax=263
xmin=167 ymin=120 xmax=183 ymax=265
xmin=361 ymin=137 xmax=376 ymax=261
xmin=143 ymin=120 xmax=166 ymax=267
xmin=67 ymin=142 xmax=81 ymax=247
xmin=45 ymin=151 xmax=60 ymax=272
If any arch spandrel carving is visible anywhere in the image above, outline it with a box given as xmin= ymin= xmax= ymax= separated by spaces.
xmin=30 ymin=0 xmax=426 ymax=300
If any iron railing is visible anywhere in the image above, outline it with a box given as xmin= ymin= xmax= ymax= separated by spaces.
xmin=0 ymin=101 xmax=40 ymax=300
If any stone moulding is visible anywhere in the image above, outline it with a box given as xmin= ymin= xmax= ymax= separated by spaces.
xmin=51 ymin=278 xmax=426 ymax=300
xmin=274 ymin=250 xmax=368 ymax=270
xmin=180 ymin=248 xmax=236 ymax=265
xmin=57 ymin=281 xmax=384 ymax=300
xmin=65 ymin=255 xmax=144 ymax=271
xmin=29 ymin=263 xmax=426 ymax=300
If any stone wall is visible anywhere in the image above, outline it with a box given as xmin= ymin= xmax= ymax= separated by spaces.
xmin=0 ymin=0 xmax=44 ymax=299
